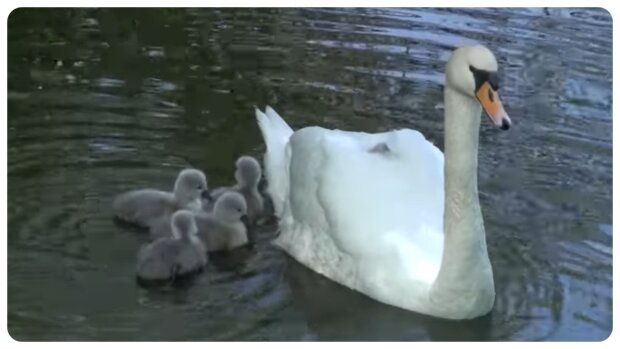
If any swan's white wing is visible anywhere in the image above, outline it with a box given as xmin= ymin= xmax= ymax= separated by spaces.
xmin=255 ymin=107 xmax=293 ymax=216
xmin=289 ymin=127 xmax=445 ymax=285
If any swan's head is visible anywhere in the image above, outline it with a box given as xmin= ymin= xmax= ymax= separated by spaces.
xmin=445 ymin=45 xmax=511 ymax=130
xmin=173 ymin=169 xmax=209 ymax=205
xmin=214 ymin=191 xmax=248 ymax=224
xmin=171 ymin=210 xmax=198 ymax=239
xmin=234 ymin=156 xmax=262 ymax=187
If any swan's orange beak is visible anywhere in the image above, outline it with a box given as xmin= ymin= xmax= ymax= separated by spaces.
xmin=476 ymin=81 xmax=511 ymax=130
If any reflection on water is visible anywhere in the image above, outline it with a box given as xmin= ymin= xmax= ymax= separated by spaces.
xmin=7 ymin=8 xmax=611 ymax=340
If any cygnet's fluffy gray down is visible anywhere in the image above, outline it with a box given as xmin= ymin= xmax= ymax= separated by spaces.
xmin=149 ymin=214 xmax=175 ymax=241
xmin=207 ymin=156 xmax=264 ymax=225
xmin=150 ymin=191 xmax=250 ymax=249
xmin=113 ymin=168 xmax=208 ymax=228
xmin=136 ymin=210 xmax=207 ymax=281
xmin=196 ymin=191 xmax=249 ymax=251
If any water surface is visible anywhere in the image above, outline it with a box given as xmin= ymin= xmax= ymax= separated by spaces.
xmin=7 ymin=8 xmax=612 ymax=341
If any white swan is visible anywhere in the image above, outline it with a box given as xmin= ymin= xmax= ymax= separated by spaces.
xmin=255 ymin=45 xmax=511 ymax=320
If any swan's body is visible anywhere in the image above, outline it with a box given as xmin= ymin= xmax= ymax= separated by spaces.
xmin=113 ymin=169 xmax=208 ymax=228
xmin=256 ymin=45 xmax=511 ymax=320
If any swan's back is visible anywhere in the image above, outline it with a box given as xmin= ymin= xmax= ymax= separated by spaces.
xmin=289 ymin=127 xmax=445 ymax=283
xmin=257 ymin=106 xmax=447 ymax=306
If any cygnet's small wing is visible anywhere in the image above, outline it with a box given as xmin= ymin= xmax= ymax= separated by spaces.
xmin=176 ymin=242 xmax=207 ymax=274
xmin=195 ymin=213 xmax=246 ymax=252
xmin=113 ymin=189 xmax=175 ymax=227
xmin=194 ymin=214 xmax=222 ymax=251
xmin=136 ymin=239 xmax=182 ymax=280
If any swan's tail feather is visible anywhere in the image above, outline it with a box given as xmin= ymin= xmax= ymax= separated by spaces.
xmin=255 ymin=106 xmax=293 ymax=217
xmin=265 ymin=106 xmax=293 ymax=137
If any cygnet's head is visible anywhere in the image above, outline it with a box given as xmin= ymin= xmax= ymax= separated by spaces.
xmin=174 ymin=169 xmax=208 ymax=205
xmin=214 ymin=191 xmax=248 ymax=223
xmin=234 ymin=156 xmax=262 ymax=188
xmin=445 ymin=45 xmax=511 ymax=130
xmin=171 ymin=210 xmax=198 ymax=239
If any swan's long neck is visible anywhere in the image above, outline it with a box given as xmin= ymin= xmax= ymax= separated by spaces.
xmin=430 ymin=86 xmax=494 ymax=314
xmin=443 ymin=86 xmax=484 ymax=245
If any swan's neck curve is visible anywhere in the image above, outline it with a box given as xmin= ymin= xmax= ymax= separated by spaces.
xmin=429 ymin=86 xmax=494 ymax=317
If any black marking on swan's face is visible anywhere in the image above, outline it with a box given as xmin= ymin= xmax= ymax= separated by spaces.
xmin=468 ymin=65 xmax=511 ymax=131
xmin=469 ymin=65 xmax=500 ymax=92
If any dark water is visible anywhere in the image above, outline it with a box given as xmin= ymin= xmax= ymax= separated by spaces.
xmin=7 ymin=8 xmax=612 ymax=341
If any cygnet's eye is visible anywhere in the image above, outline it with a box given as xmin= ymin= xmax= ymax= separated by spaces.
xmin=196 ymin=185 xmax=202 ymax=190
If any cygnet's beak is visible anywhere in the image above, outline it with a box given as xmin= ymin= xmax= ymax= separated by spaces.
xmin=475 ymin=81 xmax=511 ymax=130
xmin=201 ymin=190 xmax=213 ymax=202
